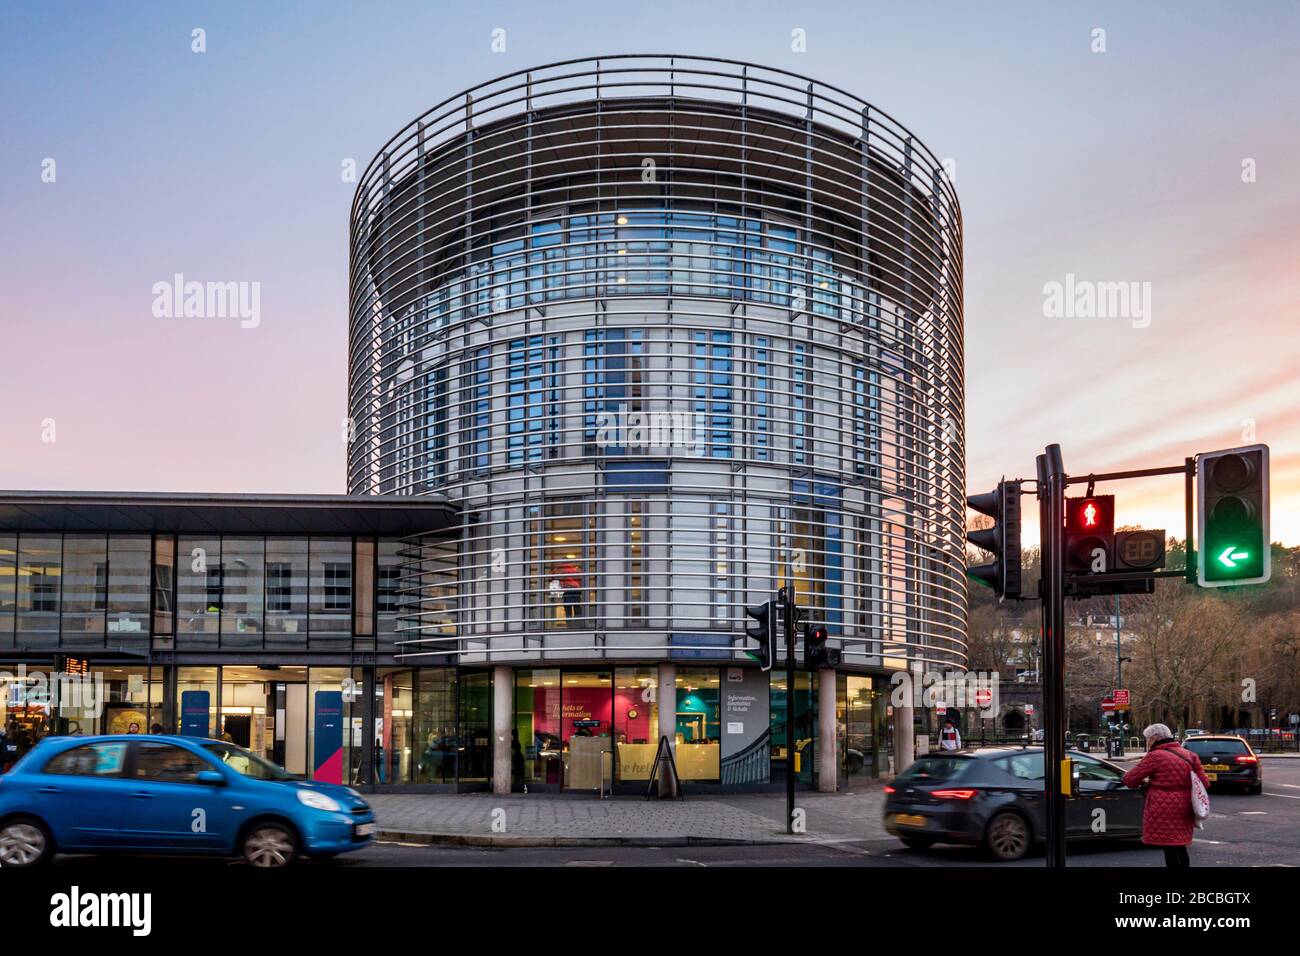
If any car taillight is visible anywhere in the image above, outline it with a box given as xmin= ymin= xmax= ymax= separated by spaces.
xmin=883 ymin=785 xmax=896 ymax=794
xmin=1235 ymin=755 xmax=1258 ymax=764
xmin=931 ymin=788 xmax=978 ymax=800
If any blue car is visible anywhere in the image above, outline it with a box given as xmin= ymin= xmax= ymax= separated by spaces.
xmin=0 ymin=734 xmax=375 ymax=867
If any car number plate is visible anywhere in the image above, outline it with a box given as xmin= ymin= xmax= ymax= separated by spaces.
xmin=355 ymin=822 xmax=376 ymax=836
xmin=893 ymin=813 xmax=926 ymax=827
xmin=1205 ymin=764 xmax=1230 ymax=771
xmin=1204 ymin=772 xmax=1217 ymax=782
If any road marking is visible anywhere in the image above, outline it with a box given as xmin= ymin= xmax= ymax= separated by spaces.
xmin=1260 ymin=792 xmax=1300 ymax=800
xmin=674 ymin=858 xmax=707 ymax=867
xmin=1276 ymin=783 xmax=1300 ymax=790
xmin=563 ymin=860 xmax=615 ymax=867
xmin=1238 ymin=811 xmax=1268 ymax=815
xmin=1193 ymin=839 xmax=1225 ymax=845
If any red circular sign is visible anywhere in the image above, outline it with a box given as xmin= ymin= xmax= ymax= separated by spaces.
xmin=975 ymin=689 xmax=992 ymax=707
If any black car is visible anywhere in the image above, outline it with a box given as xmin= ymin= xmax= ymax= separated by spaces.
xmin=883 ymin=747 xmax=1145 ymax=861
xmin=1180 ymin=735 xmax=1262 ymax=794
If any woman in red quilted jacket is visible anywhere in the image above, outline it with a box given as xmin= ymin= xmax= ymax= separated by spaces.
xmin=1122 ymin=723 xmax=1210 ymax=867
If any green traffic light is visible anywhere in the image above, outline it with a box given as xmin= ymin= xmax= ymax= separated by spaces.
xmin=1217 ymin=546 xmax=1250 ymax=570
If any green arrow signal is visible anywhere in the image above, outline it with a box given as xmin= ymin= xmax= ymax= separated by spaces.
xmin=1217 ymin=546 xmax=1250 ymax=569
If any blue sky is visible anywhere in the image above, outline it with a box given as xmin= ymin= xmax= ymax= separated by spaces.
xmin=2 ymin=1 xmax=1297 ymax=541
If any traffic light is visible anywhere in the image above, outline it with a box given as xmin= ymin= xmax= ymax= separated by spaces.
xmin=1065 ymin=495 xmax=1114 ymax=573
xmin=966 ymin=480 xmax=1022 ymax=598
xmin=803 ymin=622 xmax=839 ymax=668
xmin=1198 ymin=445 xmax=1270 ymax=587
xmin=744 ymin=601 xmax=776 ymax=671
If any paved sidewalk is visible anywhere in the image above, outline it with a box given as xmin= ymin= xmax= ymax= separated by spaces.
xmin=369 ymin=786 xmax=890 ymax=847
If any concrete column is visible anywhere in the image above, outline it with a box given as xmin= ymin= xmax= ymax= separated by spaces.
xmin=893 ymin=704 xmax=915 ymax=776
xmin=656 ymin=662 xmax=676 ymax=797
xmin=492 ymin=665 xmax=513 ymax=795
xmin=817 ymin=670 xmax=837 ymax=792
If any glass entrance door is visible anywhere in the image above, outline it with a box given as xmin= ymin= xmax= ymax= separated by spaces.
xmin=561 ymin=672 xmax=611 ymax=790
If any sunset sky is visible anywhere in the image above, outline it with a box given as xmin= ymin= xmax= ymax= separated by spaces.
xmin=2 ymin=1 xmax=1297 ymax=544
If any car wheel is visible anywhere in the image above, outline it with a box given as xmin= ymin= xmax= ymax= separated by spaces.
xmin=0 ymin=817 xmax=52 ymax=867
xmin=242 ymin=823 xmax=298 ymax=868
xmin=1248 ymin=783 xmax=1263 ymax=795
xmin=985 ymin=811 xmax=1030 ymax=862
xmin=900 ymin=835 xmax=935 ymax=850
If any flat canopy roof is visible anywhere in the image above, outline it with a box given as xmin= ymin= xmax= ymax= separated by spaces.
xmin=0 ymin=491 xmax=458 ymax=537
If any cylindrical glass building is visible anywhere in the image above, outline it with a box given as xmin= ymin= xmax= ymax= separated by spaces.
xmin=347 ymin=56 xmax=966 ymax=690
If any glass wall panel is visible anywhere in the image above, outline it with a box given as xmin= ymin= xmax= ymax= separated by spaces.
xmin=459 ymin=670 xmax=492 ymax=783
xmin=415 ymin=669 xmax=456 ymax=783
xmin=309 ymin=538 xmax=352 ymax=637
xmin=176 ymin=665 xmax=219 ymax=737
xmin=675 ymin=667 xmax=720 ymax=781
xmin=219 ymin=538 xmax=264 ymax=647
xmin=265 ymin=538 xmax=308 ymax=647
xmin=16 ymin=535 xmax=61 ymax=647
xmin=60 ymin=535 xmax=107 ymax=646
xmin=218 ymin=666 xmax=271 ymax=753
xmin=0 ymin=535 xmax=15 ymax=646
xmin=307 ymin=667 xmax=350 ymax=783
xmin=176 ymin=537 xmax=220 ymax=647
xmin=101 ymin=665 xmax=160 ymax=735
xmin=514 ymin=668 xmax=561 ymax=785
xmin=613 ymin=667 xmax=658 ymax=783
xmin=107 ymin=536 xmax=150 ymax=644
xmin=771 ymin=670 xmax=815 ymax=784
xmin=377 ymin=669 xmax=413 ymax=784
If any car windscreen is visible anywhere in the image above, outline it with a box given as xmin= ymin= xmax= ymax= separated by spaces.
xmin=1184 ymin=738 xmax=1248 ymax=758
xmin=199 ymin=741 xmax=294 ymax=780
xmin=895 ymin=755 xmax=973 ymax=784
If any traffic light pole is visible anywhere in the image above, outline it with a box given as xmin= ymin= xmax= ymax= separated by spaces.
xmin=779 ymin=585 xmax=797 ymax=834
xmin=1039 ymin=445 xmax=1068 ymax=868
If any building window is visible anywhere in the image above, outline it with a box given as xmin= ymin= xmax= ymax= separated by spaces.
xmin=267 ymin=563 xmax=292 ymax=612
xmin=323 ymin=563 xmax=352 ymax=610
xmin=460 ymin=347 xmax=491 ymax=475
xmin=377 ymin=563 xmax=401 ymax=614
xmin=626 ymin=500 xmax=646 ymax=623
xmin=93 ymin=562 xmax=108 ymax=611
xmin=527 ymin=220 xmax=565 ymax=303
xmin=692 ymin=329 xmax=733 ymax=459
xmin=583 ymin=328 xmax=645 ymax=454
xmin=425 ymin=367 xmax=450 ymax=485
xmin=309 ymin=539 xmax=352 ymax=634
xmin=791 ymin=342 xmax=809 ymax=465
xmin=752 ymin=336 xmax=771 ymax=461
xmin=507 ymin=335 xmax=560 ymax=465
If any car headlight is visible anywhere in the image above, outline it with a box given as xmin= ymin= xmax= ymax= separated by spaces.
xmin=296 ymin=789 xmax=342 ymax=812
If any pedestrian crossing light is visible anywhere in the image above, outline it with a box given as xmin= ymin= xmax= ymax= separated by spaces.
xmin=1197 ymin=444 xmax=1270 ymax=587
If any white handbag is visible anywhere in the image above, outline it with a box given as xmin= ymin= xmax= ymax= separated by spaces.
xmin=1174 ymin=750 xmax=1211 ymax=828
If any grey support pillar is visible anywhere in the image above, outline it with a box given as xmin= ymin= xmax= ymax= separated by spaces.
xmin=656 ymin=662 xmax=676 ymax=797
xmin=893 ymin=704 xmax=915 ymax=776
xmin=492 ymin=665 xmax=512 ymax=795
xmin=817 ymin=671 xmax=837 ymax=792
